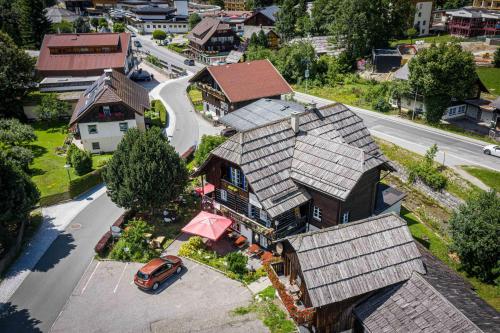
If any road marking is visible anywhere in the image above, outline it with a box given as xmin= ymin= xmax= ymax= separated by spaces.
xmin=81 ymin=261 xmax=100 ymax=295
xmin=114 ymin=262 xmax=129 ymax=294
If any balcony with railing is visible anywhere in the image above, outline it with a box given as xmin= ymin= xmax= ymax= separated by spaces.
xmin=196 ymin=82 xmax=226 ymax=100
xmin=264 ymin=261 xmax=316 ymax=326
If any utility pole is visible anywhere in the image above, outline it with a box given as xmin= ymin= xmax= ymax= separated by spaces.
xmin=412 ymin=86 xmax=418 ymax=120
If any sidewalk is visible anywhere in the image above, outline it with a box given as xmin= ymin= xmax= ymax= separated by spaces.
xmin=0 ymin=185 xmax=107 ymax=304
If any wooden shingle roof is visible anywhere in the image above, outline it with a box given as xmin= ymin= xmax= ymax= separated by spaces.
xmin=354 ymin=273 xmax=483 ymax=333
xmin=285 ymin=213 xmax=425 ymax=307
xmin=197 ymin=103 xmax=389 ymax=218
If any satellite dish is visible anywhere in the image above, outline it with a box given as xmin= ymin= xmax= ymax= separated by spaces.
xmin=276 ymin=242 xmax=284 ymax=255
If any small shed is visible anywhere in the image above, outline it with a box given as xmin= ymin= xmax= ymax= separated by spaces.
xmin=372 ymin=48 xmax=402 ymax=73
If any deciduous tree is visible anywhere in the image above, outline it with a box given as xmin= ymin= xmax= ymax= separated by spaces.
xmin=450 ymin=190 xmax=500 ymax=284
xmin=152 ymin=29 xmax=167 ymax=41
xmin=36 ymin=93 xmax=69 ymax=121
xmin=74 ymin=16 xmax=90 ymax=33
xmin=408 ymin=42 xmax=477 ymax=123
xmin=194 ymin=135 xmax=227 ymax=166
xmin=188 ymin=13 xmax=201 ymax=30
xmin=104 ymin=128 xmax=188 ymax=213
xmin=112 ymin=22 xmax=125 ymax=33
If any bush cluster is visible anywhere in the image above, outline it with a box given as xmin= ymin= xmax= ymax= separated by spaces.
xmin=226 ymin=252 xmax=248 ymax=276
xmin=109 ymin=219 xmax=155 ymax=262
xmin=178 ymin=236 xmax=204 ymax=257
xmin=408 ymin=163 xmax=447 ymax=191
xmin=67 ymin=146 xmax=92 ymax=176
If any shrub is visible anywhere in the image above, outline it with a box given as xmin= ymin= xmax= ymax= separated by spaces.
xmin=178 ymin=236 xmax=204 ymax=257
xmin=109 ymin=219 xmax=155 ymax=262
xmin=71 ymin=148 xmax=92 ymax=176
xmin=152 ymin=29 xmax=167 ymax=41
xmin=66 ymin=143 xmax=78 ymax=165
xmin=493 ymin=48 xmax=500 ymax=68
xmin=69 ymin=167 xmax=104 ymax=198
xmin=226 ymin=252 xmax=248 ymax=276
xmin=372 ymin=97 xmax=391 ymax=113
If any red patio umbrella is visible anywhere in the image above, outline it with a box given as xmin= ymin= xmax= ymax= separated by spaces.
xmin=181 ymin=211 xmax=233 ymax=241
xmin=194 ymin=183 xmax=215 ymax=196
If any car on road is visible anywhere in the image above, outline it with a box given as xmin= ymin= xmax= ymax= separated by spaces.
xmin=483 ymin=144 xmax=500 ymax=157
xmin=220 ymin=127 xmax=237 ymax=137
xmin=130 ymin=32 xmax=137 ymax=37
xmin=134 ymin=40 xmax=142 ymax=48
xmin=130 ymin=69 xmax=153 ymax=81
xmin=134 ymin=256 xmax=183 ymax=291
xmin=184 ymin=58 xmax=195 ymax=66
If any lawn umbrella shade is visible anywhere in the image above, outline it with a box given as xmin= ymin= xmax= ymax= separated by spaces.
xmin=181 ymin=211 xmax=233 ymax=241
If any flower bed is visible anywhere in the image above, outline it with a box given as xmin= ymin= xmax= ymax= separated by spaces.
xmin=264 ymin=263 xmax=316 ymax=325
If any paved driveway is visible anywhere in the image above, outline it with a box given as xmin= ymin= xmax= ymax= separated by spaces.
xmin=51 ymin=259 xmax=267 ymax=333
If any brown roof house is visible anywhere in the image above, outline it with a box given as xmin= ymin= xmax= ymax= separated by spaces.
xmin=193 ymin=102 xmax=405 ymax=249
xmin=186 ymin=17 xmax=240 ymax=64
xmin=36 ymin=32 xmax=134 ymax=78
xmin=69 ymin=69 xmax=150 ymax=153
xmin=268 ymin=213 xmax=499 ymax=333
xmin=189 ymin=59 xmax=292 ymax=119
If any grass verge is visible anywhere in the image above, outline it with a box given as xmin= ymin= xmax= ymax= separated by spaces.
xmin=389 ymin=33 xmax=462 ymax=47
xmin=233 ymin=286 xmax=296 ymax=333
xmin=187 ymin=86 xmax=204 ymax=112
xmin=477 ymin=67 xmax=500 ymax=96
xmin=461 ymin=166 xmax=500 ymax=192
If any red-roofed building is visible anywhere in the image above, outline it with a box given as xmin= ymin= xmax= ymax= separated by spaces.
xmin=189 ymin=59 xmax=292 ymax=118
xmin=36 ymin=33 xmax=134 ymax=78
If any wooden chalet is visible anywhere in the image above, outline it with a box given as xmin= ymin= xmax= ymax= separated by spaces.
xmin=244 ymin=5 xmax=279 ymax=26
xmin=193 ymin=102 xmax=402 ymax=249
xmin=186 ymin=17 xmax=240 ymax=64
xmin=271 ymin=213 xmax=426 ymax=332
xmin=188 ymin=59 xmax=292 ymax=118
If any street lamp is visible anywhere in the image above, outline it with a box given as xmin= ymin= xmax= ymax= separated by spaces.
xmin=64 ymin=164 xmax=72 ymax=182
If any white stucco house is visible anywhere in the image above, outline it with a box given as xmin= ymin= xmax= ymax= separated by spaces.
xmin=69 ymin=69 xmax=150 ymax=153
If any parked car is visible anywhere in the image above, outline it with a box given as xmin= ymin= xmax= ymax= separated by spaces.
xmin=134 ymin=40 xmax=142 ymax=48
xmin=134 ymin=256 xmax=183 ymax=291
xmin=220 ymin=127 xmax=237 ymax=137
xmin=130 ymin=69 xmax=152 ymax=81
xmin=184 ymin=58 xmax=195 ymax=66
xmin=130 ymin=32 xmax=137 ymax=38
xmin=483 ymin=144 xmax=500 ymax=157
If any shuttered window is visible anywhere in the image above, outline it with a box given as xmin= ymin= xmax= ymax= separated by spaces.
xmin=313 ymin=206 xmax=322 ymax=221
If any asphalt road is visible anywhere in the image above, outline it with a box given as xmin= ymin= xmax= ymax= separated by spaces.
xmin=294 ymin=91 xmax=500 ymax=171
xmin=0 ymin=193 xmax=124 ymax=333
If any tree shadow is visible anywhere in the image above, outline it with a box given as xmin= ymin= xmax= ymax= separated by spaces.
xmin=28 ymin=168 xmax=46 ymax=177
xmin=31 ymin=232 xmax=76 ymax=272
xmin=401 ymin=206 xmax=430 ymax=249
xmin=28 ymin=144 xmax=48 ymax=158
xmin=0 ymin=302 xmax=42 ymax=333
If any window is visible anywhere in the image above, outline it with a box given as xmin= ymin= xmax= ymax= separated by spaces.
xmin=153 ymin=25 xmax=156 ymax=28
xmin=342 ymin=212 xmax=350 ymax=224
xmin=260 ymin=210 xmax=268 ymax=222
xmin=88 ymin=124 xmax=97 ymax=134
xmin=146 ymin=25 xmax=150 ymax=29
xmin=119 ymin=122 xmax=128 ymax=132
xmin=248 ymin=204 xmax=257 ymax=218
xmin=229 ymin=167 xmax=246 ymax=189
xmin=92 ymin=142 xmax=100 ymax=150
xmin=103 ymin=105 xmax=111 ymax=117
xmin=313 ymin=206 xmax=322 ymax=221
xmin=220 ymin=189 xmax=227 ymax=201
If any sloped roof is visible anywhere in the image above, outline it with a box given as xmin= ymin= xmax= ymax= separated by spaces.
xmin=70 ymin=69 xmax=150 ymax=125
xmin=220 ymin=99 xmax=305 ymax=131
xmin=285 ymin=213 xmax=426 ymax=308
xmin=354 ymin=273 xmax=482 ymax=333
xmin=393 ymin=62 xmax=409 ymax=80
xmin=491 ymin=97 xmax=500 ymax=110
xmin=186 ymin=17 xmax=230 ymax=46
xmin=190 ymin=60 xmax=292 ymax=103
xmin=418 ymin=243 xmax=500 ymax=332
xmin=196 ymin=103 xmax=389 ymax=218
xmin=256 ymin=5 xmax=279 ymax=23
xmin=37 ymin=33 xmax=130 ymax=74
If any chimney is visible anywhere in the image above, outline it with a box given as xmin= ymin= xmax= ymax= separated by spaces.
xmin=308 ymin=102 xmax=317 ymax=110
xmin=290 ymin=111 xmax=300 ymax=134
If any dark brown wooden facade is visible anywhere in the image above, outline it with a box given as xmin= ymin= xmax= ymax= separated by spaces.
xmin=245 ymin=12 xmax=276 ymax=26
xmin=187 ymin=28 xmax=240 ymax=62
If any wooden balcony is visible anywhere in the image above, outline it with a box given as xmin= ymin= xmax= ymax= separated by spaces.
xmin=196 ymin=83 xmax=226 ymax=101
xmin=220 ymin=179 xmax=248 ymax=199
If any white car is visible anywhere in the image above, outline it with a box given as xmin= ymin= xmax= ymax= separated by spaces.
xmin=483 ymin=144 xmax=500 ymax=157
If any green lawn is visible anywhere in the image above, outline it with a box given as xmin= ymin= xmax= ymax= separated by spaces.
xmin=389 ymin=34 xmax=463 ymax=47
xmin=461 ymin=166 xmax=500 ymax=192
xmin=29 ymin=121 xmax=111 ymax=200
xmin=477 ymin=67 xmax=500 ymax=96
xmin=188 ymin=87 xmax=204 ymax=112
xmin=402 ymin=207 xmax=500 ymax=311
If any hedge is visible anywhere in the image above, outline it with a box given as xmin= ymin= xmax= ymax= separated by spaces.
xmin=39 ymin=191 xmax=71 ymax=207
xmin=69 ymin=166 xmax=105 ymax=198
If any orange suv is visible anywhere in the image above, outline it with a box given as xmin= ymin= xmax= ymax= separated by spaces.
xmin=134 ymin=256 xmax=183 ymax=291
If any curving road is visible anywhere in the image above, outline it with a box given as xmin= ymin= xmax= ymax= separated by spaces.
xmin=0 ymin=193 xmax=124 ymax=333
xmin=294 ymin=91 xmax=500 ymax=172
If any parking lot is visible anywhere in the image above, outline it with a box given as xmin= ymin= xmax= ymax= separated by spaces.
xmin=51 ymin=259 xmax=267 ymax=333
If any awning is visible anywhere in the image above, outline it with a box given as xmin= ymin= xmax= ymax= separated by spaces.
xmin=181 ymin=211 xmax=232 ymax=241
xmin=194 ymin=183 xmax=215 ymax=196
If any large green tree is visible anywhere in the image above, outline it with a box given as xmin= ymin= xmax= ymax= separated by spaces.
xmin=408 ymin=42 xmax=478 ymax=123
xmin=0 ymin=0 xmax=22 ymax=45
xmin=103 ymin=128 xmax=188 ymax=213
xmin=275 ymin=0 xmax=301 ymax=41
xmin=0 ymin=155 xmax=40 ymax=251
xmin=0 ymin=32 xmax=36 ymax=118
xmin=194 ymin=135 xmax=227 ymax=166
xmin=16 ymin=0 xmax=51 ymax=49
xmin=188 ymin=13 xmax=202 ymax=30
xmin=449 ymin=190 xmax=500 ymax=284
xmin=74 ymin=16 xmax=90 ymax=33
xmin=0 ymin=118 xmax=36 ymax=171
xmin=310 ymin=0 xmax=340 ymax=35
xmin=329 ymin=0 xmax=412 ymax=61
